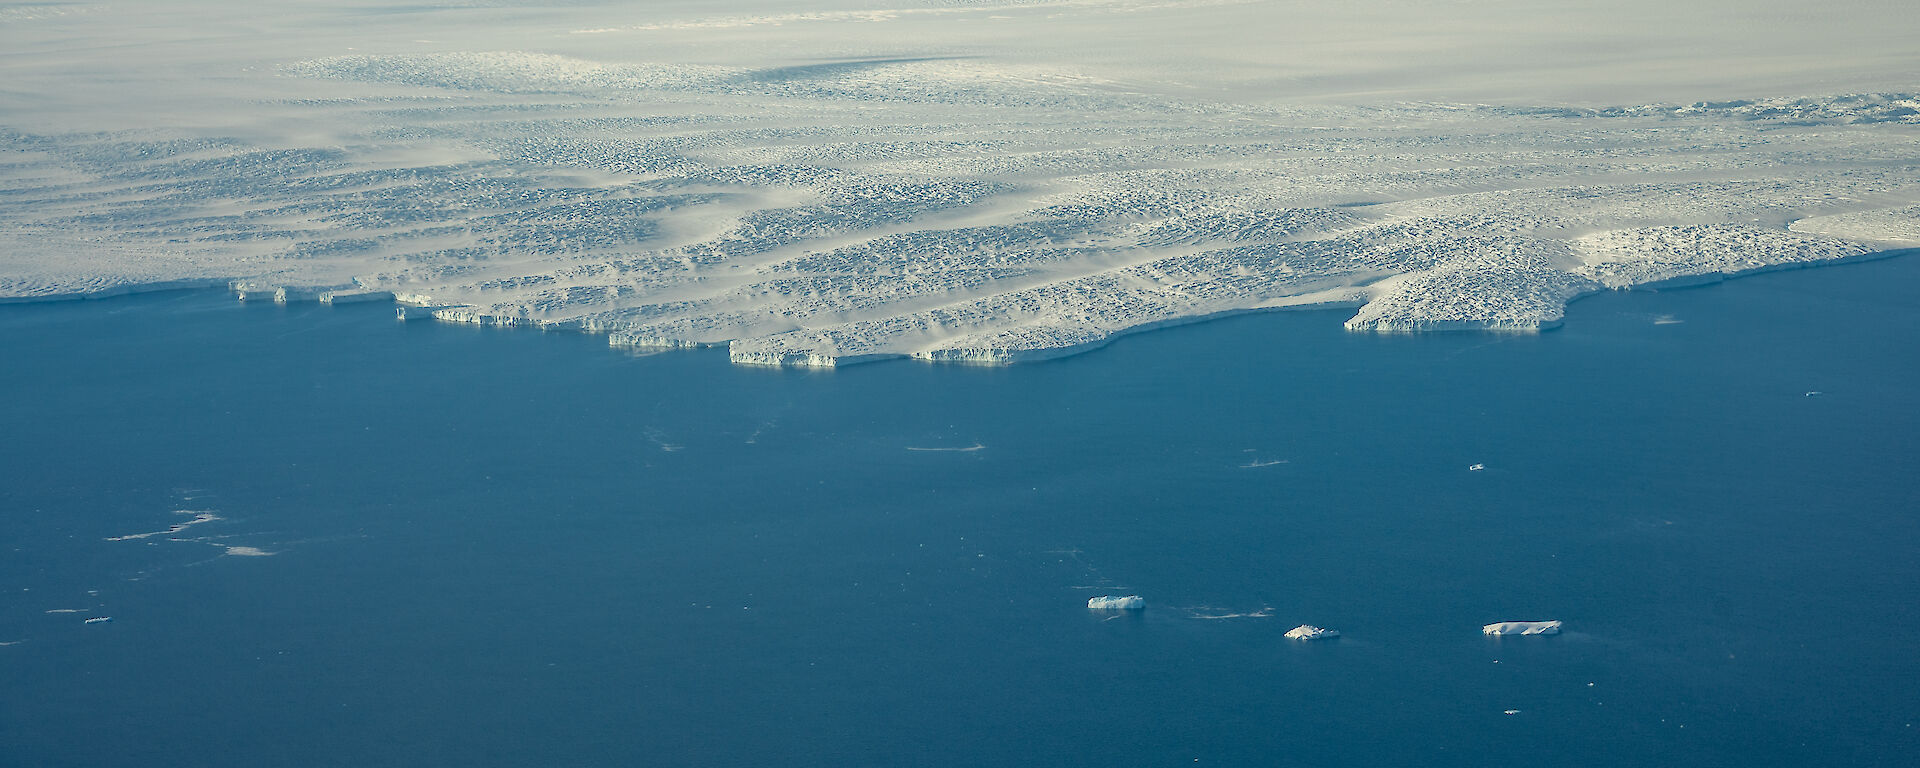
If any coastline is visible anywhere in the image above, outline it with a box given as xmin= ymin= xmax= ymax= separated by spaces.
xmin=5 ymin=245 xmax=1912 ymax=369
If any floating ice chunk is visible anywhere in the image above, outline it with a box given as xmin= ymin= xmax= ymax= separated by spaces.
xmin=1188 ymin=606 xmax=1274 ymax=620
xmin=105 ymin=511 xmax=220 ymax=541
xmin=1284 ymin=625 xmax=1340 ymax=640
xmin=1483 ymin=620 xmax=1561 ymax=636
xmin=1087 ymin=595 xmax=1145 ymax=611
xmin=83 ymin=617 xmax=113 ymax=624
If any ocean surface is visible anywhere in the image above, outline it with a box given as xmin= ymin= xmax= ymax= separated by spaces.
xmin=3 ymin=256 xmax=1918 ymax=767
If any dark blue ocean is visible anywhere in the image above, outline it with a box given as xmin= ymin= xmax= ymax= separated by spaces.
xmin=4 ymin=256 xmax=1918 ymax=767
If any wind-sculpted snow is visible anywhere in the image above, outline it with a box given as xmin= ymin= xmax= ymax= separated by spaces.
xmin=2 ymin=1 xmax=1917 ymax=363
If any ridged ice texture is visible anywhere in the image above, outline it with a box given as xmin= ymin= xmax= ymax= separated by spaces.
xmin=3 ymin=2 xmax=1917 ymax=364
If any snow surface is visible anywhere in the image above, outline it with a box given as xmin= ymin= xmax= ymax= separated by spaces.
xmin=2 ymin=1 xmax=1916 ymax=365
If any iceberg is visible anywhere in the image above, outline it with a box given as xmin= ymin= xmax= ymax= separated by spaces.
xmin=1482 ymin=620 xmax=1561 ymax=636
xmin=1086 ymin=595 xmax=1145 ymax=611
xmin=1283 ymin=625 xmax=1339 ymax=641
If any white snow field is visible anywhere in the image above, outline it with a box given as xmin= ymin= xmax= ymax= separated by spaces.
xmin=3 ymin=0 xmax=1916 ymax=365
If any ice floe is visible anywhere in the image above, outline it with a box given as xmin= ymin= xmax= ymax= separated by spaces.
xmin=1186 ymin=606 xmax=1273 ymax=620
xmin=104 ymin=511 xmax=221 ymax=542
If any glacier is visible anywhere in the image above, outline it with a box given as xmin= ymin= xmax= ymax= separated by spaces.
xmin=2 ymin=0 xmax=1916 ymax=366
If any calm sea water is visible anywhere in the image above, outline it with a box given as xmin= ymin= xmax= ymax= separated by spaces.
xmin=3 ymin=257 xmax=1918 ymax=767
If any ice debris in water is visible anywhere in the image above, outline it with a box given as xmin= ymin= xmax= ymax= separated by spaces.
xmin=1087 ymin=595 xmax=1145 ymax=611
xmin=1483 ymin=620 xmax=1561 ymax=636
xmin=1284 ymin=625 xmax=1340 ymax=641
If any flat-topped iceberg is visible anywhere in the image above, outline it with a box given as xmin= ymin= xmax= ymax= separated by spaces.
xmin=1284 ymin=625 xmax=1339 ymax=641
xmin=1483 ymin=620 xmax=1562 ymax=636
xmin=1087 ymin=595 xmax=1145 ymax=612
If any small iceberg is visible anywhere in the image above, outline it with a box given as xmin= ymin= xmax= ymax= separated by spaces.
xmin=1087 ymin=595 xmax=1145 ymax=611
xmin=1483 ymin=620 xmax=1560 ymax=636
xmin=1283 ymin=625 xmax=1339 ymax=641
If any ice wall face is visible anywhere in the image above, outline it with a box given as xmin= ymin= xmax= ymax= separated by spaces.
xmin=2 ymin=1 xmax=1916 ymax=365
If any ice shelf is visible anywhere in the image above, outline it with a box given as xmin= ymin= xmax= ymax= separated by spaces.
xmin=3 ymin=2 xmax=1916 ymax=366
